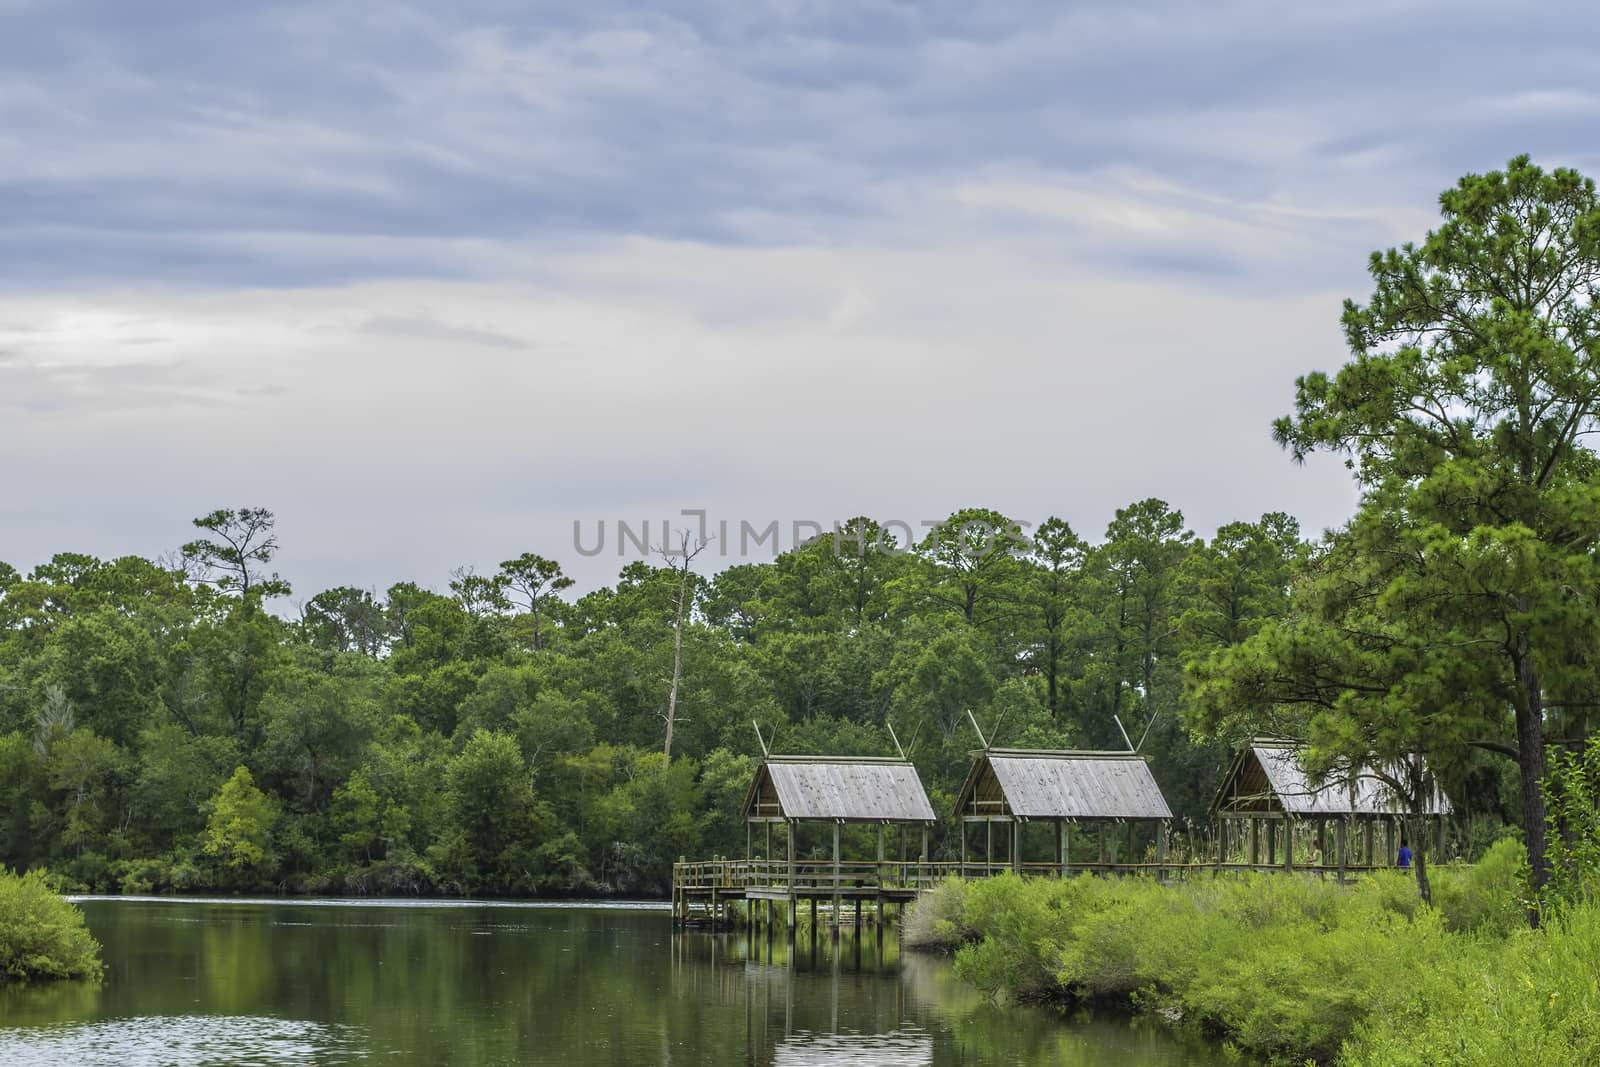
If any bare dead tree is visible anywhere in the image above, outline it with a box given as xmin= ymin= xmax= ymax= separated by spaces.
xmin=657 ymin=529 xmax=711 ymax=759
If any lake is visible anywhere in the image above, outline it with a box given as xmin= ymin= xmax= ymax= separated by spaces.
xmin=0 ymin=898 xmax=1231 ymax=1065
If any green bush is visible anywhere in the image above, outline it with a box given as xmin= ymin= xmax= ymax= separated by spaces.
xmin=0 ymin=868 xmax=105 ymax=983
xmin=901 ymin=876 xmax=974 ymax=950
xmin=1428 ymin=838 xmax=1529 ymax=935
xmin=934 ymin=851 xmax=1577 ymax=1064
xmin=1345 ymin=903 xmax=1600 ymax=1066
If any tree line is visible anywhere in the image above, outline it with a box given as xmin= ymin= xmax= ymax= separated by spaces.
xmin=0 ymin=496 xmax=1325 ymax=895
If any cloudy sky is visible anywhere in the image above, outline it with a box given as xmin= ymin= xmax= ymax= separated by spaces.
xmin=3 ymin=0 xmax=1597 ymax=595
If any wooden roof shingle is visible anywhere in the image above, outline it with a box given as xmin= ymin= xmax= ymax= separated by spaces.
xmin=955 ymin=749 xmax=1174 ymax=821
xmin=743 ymin=756 xmax=937 ymax=823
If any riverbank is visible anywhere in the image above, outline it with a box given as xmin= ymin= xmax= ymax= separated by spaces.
xmin=0 ymin=870 xmax=103 ymax=984
xmin=902 ymin=841 xmax=1600 ymax=1065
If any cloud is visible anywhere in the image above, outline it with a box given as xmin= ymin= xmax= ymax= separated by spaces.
xmin=0 ymin=0 xmax=1594 ymax=591
xmin=0 ymin=234 xmax=1360 ymax=590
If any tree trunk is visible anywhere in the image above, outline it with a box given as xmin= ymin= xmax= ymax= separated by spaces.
xmin=1515 ymin=654 xmax=1550 ymax=926
xmin=1406 ymin=759 xmax=1432 ymax=904
xmin=663 ymin=570 xmax=688 ymax=759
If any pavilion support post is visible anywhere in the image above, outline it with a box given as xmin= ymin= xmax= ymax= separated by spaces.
xmin=960 ymin=822 xmax=968 ymax=876
xmin=1060 ymin=822 xmax=1069 ymax=877
xmin=831 ymin=822 xmax=841 ymax=935
xmin=920 ymin=826 xmax=929 ymax=889
xmin=1386 ymin=818 xmax=1396 ymax=868
xmin=1012 ymin=820 xmax=1022 ymax=874
xmin=786 ymin=821 xmax=797 ymax=932
xmin=1283 ymin=817 xmax=1294 ymax=872
xmin=1267 ymin=819 xmax=1276 ymax=867
xmin=1249 ymin=818 xmax=1260 ymax=867
xmin=1157 ymin=820 xmax=1169 ymax=878
xmin=1317 ymin=819 xmax=1327 ymax=872
xmin=877 ymin=825 xmax=886 ymax=888
xmin=986 ymin=820 xmax=994 ymax=874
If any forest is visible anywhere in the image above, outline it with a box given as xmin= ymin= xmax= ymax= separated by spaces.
xmin=2 ymin=154 xmax=1594 ymax=909
xmin=0 ymin=497 xmax=1336 ymax=896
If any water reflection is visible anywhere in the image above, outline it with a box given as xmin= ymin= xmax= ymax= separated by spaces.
xmin=675 ymin=922 xmax=1232 ymax=1067
xmin=0 ymin=901 xmax=1231 ymax=1066
xmin=0 ymin=1015 xmax=369 ymax=1067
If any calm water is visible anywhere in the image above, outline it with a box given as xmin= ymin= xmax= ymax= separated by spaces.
xmin=0 ymin=899 xmax=1230 ymax=1066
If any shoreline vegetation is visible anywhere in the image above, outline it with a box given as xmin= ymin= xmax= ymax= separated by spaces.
xmin=902 ymin=842 xmax=1600 ymax=1066
xmin=0 ymin=869 xmax=103 ymax=984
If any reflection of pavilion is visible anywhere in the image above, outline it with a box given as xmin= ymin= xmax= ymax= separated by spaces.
xmin=674 ymin=924 xmax=930 ymax=1067
xmin=773 ymin=1029 xmax=933 ymax=1067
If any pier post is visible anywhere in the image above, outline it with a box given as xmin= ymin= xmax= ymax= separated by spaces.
xmin=832 ymin=822 xmax=841 ymax=935
xmin=786 ymin=821 xmax=797 ymax=933
xmin=920 ymin=827 xmax=929 ymax=890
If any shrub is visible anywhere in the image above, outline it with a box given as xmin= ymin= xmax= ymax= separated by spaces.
xmin=901 ymin=876 xmax=972 ymax=950
xmin=0 ymin=868 xmax=105 ymax=983
xmin=1345 ymin=902 xmax=1600 ymax=1066
xmin=939 ymin=853 xmax=1550 ymax=1064
xmin=1428 ymin=838 xmax=1528 ymax=935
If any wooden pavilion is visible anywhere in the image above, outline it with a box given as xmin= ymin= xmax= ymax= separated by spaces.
xmin=1210 ymin=740 xmax=1453 ymax=874
xmin=740 ymin=755 xmax=937 ymax=928
xmin=952 ymin=748 xmax=1174 ymax=873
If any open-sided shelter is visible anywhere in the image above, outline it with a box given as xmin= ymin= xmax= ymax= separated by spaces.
xmin=741 ymin=755 xmax=937 ymax=913
xmin=953 ymin=748 xmax=1174 ymax=871
xmin=1210 ymin=740 xmax=1453 ymax=871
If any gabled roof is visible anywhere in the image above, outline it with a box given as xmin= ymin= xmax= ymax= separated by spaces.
xmin=742 ymin=756 xmax=937 ymax=823
xmin=1212 ymin=742 xmax=1452 ymax=817
xmin=954 ymin=748 xmax=1173 ymax=821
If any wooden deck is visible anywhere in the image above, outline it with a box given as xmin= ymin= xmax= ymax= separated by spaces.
xmin=670 ymin=857 xmax=1405 ymax=928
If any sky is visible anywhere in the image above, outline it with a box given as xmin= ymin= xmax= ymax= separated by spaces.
xmin=3 ymin=0 xmax=1598 ymax=596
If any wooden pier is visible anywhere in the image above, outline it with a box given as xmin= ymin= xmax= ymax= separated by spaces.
xmin=671 ymin=854 xmax=1417 ymax=929
xmin=671 ymin=856 xmax=1180 ymax=929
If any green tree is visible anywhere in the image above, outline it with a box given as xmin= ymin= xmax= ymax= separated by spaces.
xmin=442 ymin=730 xmax=541 ymax=888
xmin=497 ymin=553 xmax=573 ymax=651
xmin=1270 ymin=156 xmax=1600 ymax=903
xmin=1025 ymin=517 xmax=1089 ymax=720
xmin=182 ymin=508 xmax=291 ymax=602
xmin=302 ymin=587 xmax=388 ymax=656
xmin=203 ymin=766 xmax=277 ymax=879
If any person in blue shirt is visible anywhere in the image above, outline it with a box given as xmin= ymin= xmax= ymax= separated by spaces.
xmin=1397 ymin=839 xmax=1412 ymax=869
